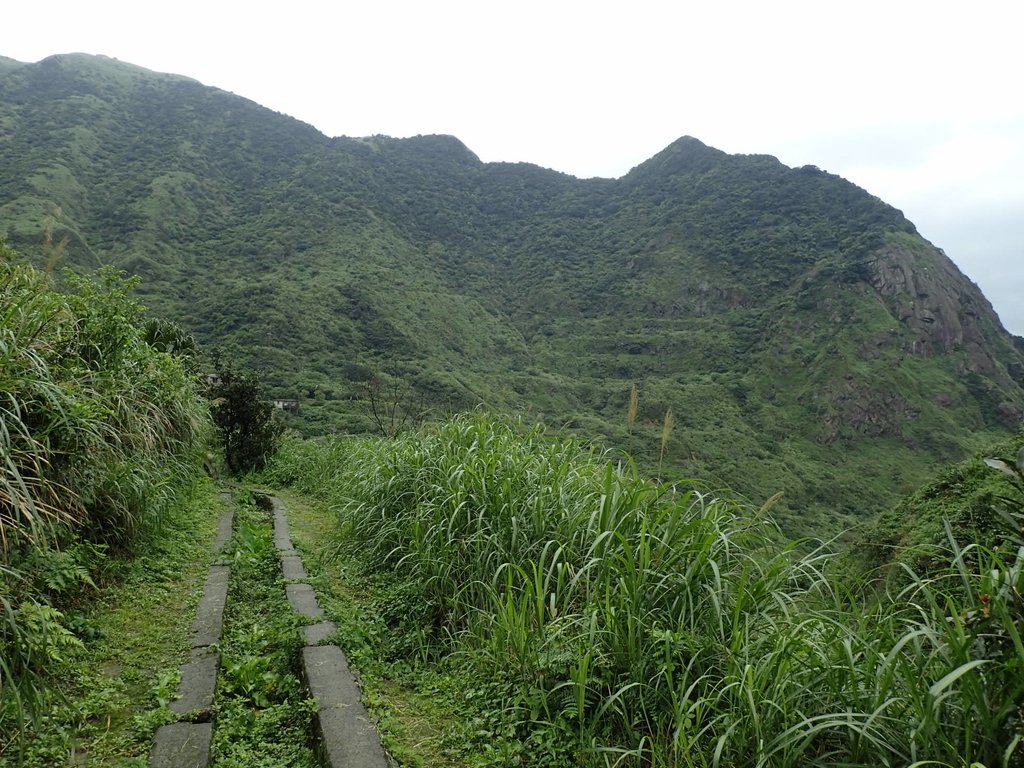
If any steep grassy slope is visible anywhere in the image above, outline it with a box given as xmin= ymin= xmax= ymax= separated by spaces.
xmin=2 ymin=53 xmax=1023 ymax=534
xmin=864 ymin=428 xmax=1024 ymax=570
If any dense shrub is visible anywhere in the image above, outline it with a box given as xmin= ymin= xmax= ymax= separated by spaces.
xmin=0 ymin=245 xmax=209 ymax=738
xmin=207 ymin=357 xmax=283 ymax=475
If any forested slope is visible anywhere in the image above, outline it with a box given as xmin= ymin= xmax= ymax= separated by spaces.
xmin=2 ymin=53 xmax=1023 ymax=533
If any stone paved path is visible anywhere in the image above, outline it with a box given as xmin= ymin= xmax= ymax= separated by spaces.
xmin=148 ymin=492 xmax=390 ymax=767
xmin=148 ymin=496 xmax=232 ymax=767
xmin=272 ymin=496 xmax=390 ymax=768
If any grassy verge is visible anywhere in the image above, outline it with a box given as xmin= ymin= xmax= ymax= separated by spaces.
xmin=0 ymin=479 xmax=222 ymax=767
xmin=261 ymin=414 xmax=1024 ymax=768
xmin=272 ymin=488 xmax=483 ymax=768
xmin=1 ymin=245 xmax=209 ymax=742
xmin=211 ymin=491 xmax=318 ymax=768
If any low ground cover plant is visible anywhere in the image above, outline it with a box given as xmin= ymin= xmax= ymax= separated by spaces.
xmin=0 ymin=481 xmax=222 ymax=767
xmin=212 ymin=492 xmax=318 ymax=767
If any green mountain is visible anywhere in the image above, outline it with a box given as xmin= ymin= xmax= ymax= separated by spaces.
xmin=3 ymin=52 xmax=1023 ymax=535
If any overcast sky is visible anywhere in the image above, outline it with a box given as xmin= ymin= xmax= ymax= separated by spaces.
xmin=6 ymin=0 xmax=1022 ymax=334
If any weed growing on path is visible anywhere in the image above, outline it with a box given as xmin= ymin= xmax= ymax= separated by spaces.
xmin=211 ymin=493 xmax=317 ymax=768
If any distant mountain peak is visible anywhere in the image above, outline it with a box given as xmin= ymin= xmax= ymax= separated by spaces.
xmin=32 ymin=52 xmax=198 ymax=83
xmin=665 ymin=135 xmax=718 ymax=152
xmin=389 ymin=133 xmax=481 ymax=164
xmin=627 ymin=135 xmax=729 ymax=179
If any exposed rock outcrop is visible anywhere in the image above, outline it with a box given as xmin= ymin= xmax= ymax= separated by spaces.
xmin=869 ymin=239 xmax=997 ymax=368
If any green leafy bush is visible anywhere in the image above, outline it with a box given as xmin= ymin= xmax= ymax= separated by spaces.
xmin=0 ymin=244 xmax=208 ymax=741
xmin=207 ymin=358 xmax=283 ymax=475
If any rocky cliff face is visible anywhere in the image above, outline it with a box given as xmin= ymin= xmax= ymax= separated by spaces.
xmin=869 ymin=237 xmax=1015 ymax=374
xmin=866 ymin=234 xmax=1024 ymax=430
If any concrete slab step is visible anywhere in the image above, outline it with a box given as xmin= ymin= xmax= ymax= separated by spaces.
xmin=272 ymin=499 xmax=293 ymax=551
xmin=303 ymin=645 xmax=390 ymax=768
xmin=170 ymin=646 xmax=220 ymax=716
xmin=149 ymin=722 xmax=212 ymax=768
xmin=190 ymin=565 xmax=229 ymax=648
xmin=212 ymin=508 xmax=234 ymax=554
xmin=281 ymin=555 xmax=307 ymax=580
xmin=286 ymin=583 xmax=324 ymax=619
xmin=304 ymin=620 xmax=337 ymax=645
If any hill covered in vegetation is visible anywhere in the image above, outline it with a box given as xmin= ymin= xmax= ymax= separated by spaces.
xmin=865 ymin=428 xmax=1024 ymax=569
xmin=2 ymin=52 xmax=1023 ymax=534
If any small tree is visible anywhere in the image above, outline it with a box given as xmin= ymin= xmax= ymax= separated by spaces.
xmin=207 ymin=358 xmax=282 ymax=475
xmin=361 ymin=370 xmax=424 ymax=438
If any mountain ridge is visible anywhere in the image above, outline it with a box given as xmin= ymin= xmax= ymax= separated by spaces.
xmin=2 ymin=52 xmax=1022 ymax=535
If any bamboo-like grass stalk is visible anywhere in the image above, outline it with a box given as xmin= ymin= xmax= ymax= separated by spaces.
xmin=265 ymin=413 xmax=1024 ymax=768
xmin=657 ymin=408 xmax=673 ymax=481
xmin=1 ymin=247 xmax=209 ymax=743
xmin=627 ymin=383 xmax=638 ymax=436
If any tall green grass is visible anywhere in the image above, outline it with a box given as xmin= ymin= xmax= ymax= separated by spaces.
xmin=266 ymin=414 xmax=1024 ymax=767
xmin=0 ymin=246 xmax=209 ymax=747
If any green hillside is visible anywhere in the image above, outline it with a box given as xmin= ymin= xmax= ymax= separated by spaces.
xmin=2 ymin=52 xmax=1023 ymax=535
xmin=865 ymin=428 xmax=1024 ymax=570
